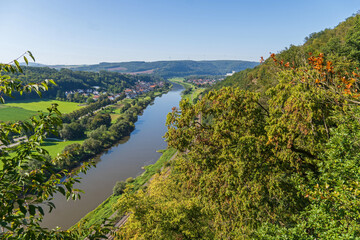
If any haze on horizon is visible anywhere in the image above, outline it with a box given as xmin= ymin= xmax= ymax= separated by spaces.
xmin=1 ymin=0 xmax=359 ymax=65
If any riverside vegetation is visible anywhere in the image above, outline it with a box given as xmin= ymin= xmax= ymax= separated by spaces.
xmin=72 ymin=80 xmax=196 ymax=234
xmin=169 ymin=77 xmax=204 ymax=104
xmin=0 ymin=53 xmax=171 ymax=239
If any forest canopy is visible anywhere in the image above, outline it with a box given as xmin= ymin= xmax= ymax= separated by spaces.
xmin=114 ymin=14 xmax=360 ymax=239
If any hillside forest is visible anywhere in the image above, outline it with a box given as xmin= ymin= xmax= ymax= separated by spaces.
xmin=4 ymin=67 xmax=161 ymax=101
xmin=113 ymin=13 xmax=360 ymax=239
xmin=49 ymin=60 xmax=259 ymax=78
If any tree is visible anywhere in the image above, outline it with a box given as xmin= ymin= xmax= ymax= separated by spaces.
xmin=117 ymin=53 xmax=360 ymax=239
xmin=89 ymin=113 xmax=111 ymax=130
xmin=112 ymin=181 xmax=126 ymax=196
xmin=0 ymin=53 xmax=109 ymax=239
xmin=87 ymin=125 xmax=108 ymax=141
xmin=345 ymin=17 xmax=360 ymax=63
xmin=87 ymin=96 xmax=95 ymax=104
xmin=59 ymin=122 xmax=86 ymax=140
xmin=59 ymin=143 xmax=85 ymax=168
xmin=82 ymin=138 xmax=103 ymax=154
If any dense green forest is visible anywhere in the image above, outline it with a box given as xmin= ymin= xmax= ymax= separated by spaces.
xmin=113 ymin=14 xmax=360 ymax=239
xmin=5 ymin=67 xmax=160 ymax=101
xmin=48 ymin=60 xmax=258 ymax=78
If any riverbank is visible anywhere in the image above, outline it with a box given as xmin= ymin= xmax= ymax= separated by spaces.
xmin=41 ymin=85 xmax=171 ymax=173
xmin=72 ymin=147 xmax=177 ymax=231
xmin=169 ymin=77 xmax=205 ymax=103
xmin=40 ymin=83 xmax=183 ymax=229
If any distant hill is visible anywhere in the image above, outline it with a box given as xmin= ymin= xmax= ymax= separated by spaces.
xmin=46 ymin=60 xmax=258 ymax=78
xmin=20 ymin=62 xmax=48 ymax=67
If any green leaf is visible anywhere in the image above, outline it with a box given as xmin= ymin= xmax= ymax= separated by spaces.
xmin=58 ymin=186 xmax=66 ymax=196
xmin=19 ymin=205 xmax=27 ymax=215
xmin=49 ymin=79 xmax=57 ymax=86
xmin=28 ymin=51 xmax=35 ymax=61
xmin=29 ymin=205 xmax=36 ymax=216
xmin=38 ymin=206 xmax=44 ymax=216
xmin=24 ymin=56 xmax=29 ymax=65
xmin=14 ymin=60 xmax=23 ymax=73
xmin=41 ymin=82 xmax=49 ymax=90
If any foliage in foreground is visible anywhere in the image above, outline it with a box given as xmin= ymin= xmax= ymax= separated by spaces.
xmin=115 ymin=51 xmax=360 ymax=239
xmin=0 ymin=53 xmax=110 ymax=239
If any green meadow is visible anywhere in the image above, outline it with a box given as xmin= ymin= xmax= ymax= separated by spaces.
xmin=0 ymin=139 xmax=85 ymax=170
xmin=42 ymin=139 xmax=85 ymax=158
xmin=0 ymin=105 xmax=37 ymax=122
xmin=0 ymin=99 xmax=83 ymax=122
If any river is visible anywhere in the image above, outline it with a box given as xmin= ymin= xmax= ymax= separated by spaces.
xmin=41 ymin=83 xmax=183 ymax=229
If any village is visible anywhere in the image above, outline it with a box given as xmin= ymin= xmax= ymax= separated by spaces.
xmin=124 ymin=80 xmax=165 ymax=99
xmin=64 ymin=80 xmax=165 ymax=102
xmin=185 ymin=77 xmax=224 ymax=86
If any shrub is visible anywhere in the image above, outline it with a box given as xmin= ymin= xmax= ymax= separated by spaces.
xmin=113 ymin=181 xmax=126 ymax=196
xmin=126 ymin=177 xmax=134 ymax=183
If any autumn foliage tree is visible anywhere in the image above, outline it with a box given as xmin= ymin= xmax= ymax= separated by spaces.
xmin=115 ymin=52 xmax=360 ymax=239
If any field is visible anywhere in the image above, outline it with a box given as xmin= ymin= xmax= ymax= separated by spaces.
xmin=6 ymin=99 xmax=83 ymax=114
xmin=0 ymin=105 xmax=37 ymax=122
xmin=0 ymin=139 xmax=85 ymax=170
xmin=100 ymin=101 xmax=126 ymax=123
xmin=42 ymin=139 xmax=85 ymax=158
xmin=0 ymin=99 xmax=84 ymax=122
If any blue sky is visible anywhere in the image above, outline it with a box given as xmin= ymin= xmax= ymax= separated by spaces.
xmin=1 ymin=0 xmax=359 ymax=65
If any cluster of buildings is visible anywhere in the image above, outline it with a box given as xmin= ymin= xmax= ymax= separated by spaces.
xmin=65 ymin=87 xmax=100 ymax=98
xmin=225 ymin=71 xmax=236 ymax=76
xmin=65 ymin=86 xmax=120 ymax=102
xmin=186 ymin=78 xmax=223 ymax=86
xmin=124 ymin=81 xmax=164 ymax=98
xmin=64 ymin=81 xmax=164 ymax=101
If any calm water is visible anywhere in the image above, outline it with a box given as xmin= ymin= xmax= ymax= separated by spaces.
xmin=41 ymin=84 xmax=183 ymax=229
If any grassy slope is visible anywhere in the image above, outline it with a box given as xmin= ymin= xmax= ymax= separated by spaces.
xmin=6 ymin=99 xmax=83 ymax=113
xmin=0 ymin=105 xmax=37 ymax=122
xmin=0 ymin=139 xmax=86 ymax=169
xmin=73 ymin=147 xmax=177 ymax=229
xmin=0 ymin=99 xmax=83 ymax=122
xmin=0 ymin=100 xmax=84 ymax=168
xmin=42 ymin=139 xmax=85 ymax=158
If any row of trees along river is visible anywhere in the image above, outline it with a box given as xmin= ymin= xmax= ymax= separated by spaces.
xmin=41 ymin=83 xmax=184 ymax=229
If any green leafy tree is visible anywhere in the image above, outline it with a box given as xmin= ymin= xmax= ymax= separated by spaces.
xmin=117 ymin=52 xmax=360 ymax=239
xmin=345 ymin=17 xmax=360 ymax=63
xmin=89 ymin=113 xmax=111 ymax=130
xmin=60 ymin=122 xmax=86 ymax=140
xmin=112 ymin=181 xmax=126 ymax=196
xmin=82 ymin=138 xmax=103 ymax=154
xmin=0 ymin=53 xmax=110 ymax=239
